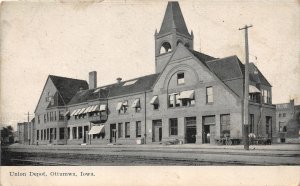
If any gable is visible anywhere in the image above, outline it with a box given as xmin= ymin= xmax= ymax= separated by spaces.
xmin=152 ymin=45 xmax=241 ymax=102
xmin=34 ymin=77 xmax=58 ymax=114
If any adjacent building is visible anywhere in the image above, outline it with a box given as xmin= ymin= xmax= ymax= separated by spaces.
xmin=31 ymin=1 xmax=276 ymax=146
xmin=276 ymin=99 xmax=300 ymax=143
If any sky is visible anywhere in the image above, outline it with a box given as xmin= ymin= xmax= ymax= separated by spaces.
xmin=0 ymin=0 xmax=299 ymax=129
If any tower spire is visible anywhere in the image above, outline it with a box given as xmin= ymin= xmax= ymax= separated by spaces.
xmin=158 ymin=1 xmax=190 ymax=36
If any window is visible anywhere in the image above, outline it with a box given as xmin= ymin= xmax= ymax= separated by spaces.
xmin=266 ymin=116 xmax=272 ymax=137
xmin=279 ymin=122 xmax=285 ymax=132
xmin=72 ymin=127 xmax=77 ymax=139
xmin=249 ymin=114 xmax=254 ymax=133
xmin=279 ymin=113 xmax=282 ymax=117
xmin=44 ymin=130 xmax=46 ymax=140
xmin=44 ymin=114 xmax=46 ymax=123
xmin=160 ymin=42 xmax=172 ymax=54
xmin=118 ymin=123 xmax=123 ymax=138
xmin=168 ymin=93 xmax=180 ymax=107
xmin=67 ymin=127 xmax=70 ymax=139
xmin=78 ymin=127 xmax=83 ymax=139
xmin=150 ymin=96 xmax=159 ymax=110
xmin=262 ymin=89 xmax=271 ymax=104
xmin=118 ymin=101 xmax=128 ymax=114
xmin=54 ymin=111 xmax=56 ymax=121
xmin=220 ymin=114 xmax=230 ymax=135
xmin=54 ymin=128 xmax=56 ymax=140
xmin=59 ymin=111 xmax=64 ymax=121
xmin=169 ymin=118 xmax=178 ymax=136
xmin=37 ymin=130 xmax=39 ymax=140
xmin=177 ymin=73 xmax=185 ymax=85
xmin=125 ymin=122 xmax=130 ymax=138
xmin=41 ymin=130 xmax=43 ymax=140
xmin=283 ymin=113 xmax=286 ymax=117
xmin=47 ymin=128 xmax=50 ymax=140
xmin=38 ymin=115 xmax=40 ymax=124
xmin=59 ymin=127 xmax=64 ymax=140
xmin=136 ymin=121 xmax=142 ymax=138
xmin=206 ymin=87 xmax=213 ymax=103
xmin=47 ymin=113 xmax=49 ymax=122
xmin=132 ymin=99 xmax=141 ymax=112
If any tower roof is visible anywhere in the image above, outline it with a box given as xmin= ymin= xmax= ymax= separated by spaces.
xmin=158 ymin=1 xmax=190 ymax=36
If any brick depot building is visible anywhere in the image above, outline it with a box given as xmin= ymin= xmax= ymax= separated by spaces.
xmin=32 ymin=2 xmax=276 ymax=145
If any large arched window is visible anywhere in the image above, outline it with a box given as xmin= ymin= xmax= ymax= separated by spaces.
xmin=160 ymin=42 xmax=172 ymax=54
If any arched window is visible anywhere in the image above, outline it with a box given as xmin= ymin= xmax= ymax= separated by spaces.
xmin=184 ymin=43 xmax=190 ymax=48
xmin=160 ymin=42 xmax=172 ymax=54
xmin=177 ymin=40 xmax=183 ymax=46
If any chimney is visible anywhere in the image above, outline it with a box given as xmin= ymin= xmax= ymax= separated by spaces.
xmin=89 ymin=71 xmax=97 ymax=89
xmin=116 ymin=77 xmax=122 ymax=84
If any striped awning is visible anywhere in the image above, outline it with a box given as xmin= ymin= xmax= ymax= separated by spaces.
xmin=178 ymin=90 xmax=195 ymax=100
xmin=131 ymin=99 xmax=140 ymax=108
xmin=150 ymin=96 xmax=159 ymax=105
xmin=88 ymin=125 xmax=105 ymax=135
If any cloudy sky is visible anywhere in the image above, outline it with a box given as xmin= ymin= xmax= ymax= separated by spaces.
xmin=1 ymin=0 xmax=299 ymax=129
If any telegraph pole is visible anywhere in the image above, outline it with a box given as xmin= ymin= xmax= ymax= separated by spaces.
xmin=24 ymin=112 xmax=34 ymax=145
xmin=239 ymin=24 xmax=252 ymax=150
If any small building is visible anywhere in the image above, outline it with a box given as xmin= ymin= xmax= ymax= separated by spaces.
xmin=276 ymin=99 xmax=300 ymax=143
xmin=17 ymin=118 xmax=35 ymax=145
xmin=32 ymin=1 xmax=276 ymax=146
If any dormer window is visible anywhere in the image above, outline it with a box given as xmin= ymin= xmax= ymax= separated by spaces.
xmin=177 ymin=73 xmax=184 ymax=85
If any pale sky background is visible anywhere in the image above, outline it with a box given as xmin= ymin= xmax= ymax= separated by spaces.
xmin=0 ymin=0 xmax=299 ymax=129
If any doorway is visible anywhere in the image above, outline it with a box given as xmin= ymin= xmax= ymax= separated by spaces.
xmin=152 ymin=120 xmax=162 ymax=142
xmin=185 ymin=117 xmax=196 ymax=143
xmin=110 ymin=124 xmax=117 ymax=143
xmin=203 ymin=125 xmax=210 ymax=143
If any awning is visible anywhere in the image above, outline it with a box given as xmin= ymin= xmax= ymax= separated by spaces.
xmin=116 ymin=102 xmax=123 ymax=111
xmin=249 ymin=85 xmax=261 ymax=93
xmin=131 ymin=99 xmax=140 ymax=108
xmin=100 ymin=104 xmax=107 ymax=111
xmin=77 ymin=107 xmax=87 ymax=115
xmin=70 ymin=109 xmax=79 ymax=116
xmin=150 ymin=96 xmax=159 ymax=105
xmin=178 ymin=90 xmax=195 ymax=100
xmin=84 ymin=106 xmax=93 ymax=113
xmin=73 ymin=109 xmax=82 ymax=116
xmin=88 ymin=125 xmax=105 ymax=135
xmin=64 ymin=111 xmax=70 ymax=117
xmin=90 ymin=105 xmax=99 ymax=112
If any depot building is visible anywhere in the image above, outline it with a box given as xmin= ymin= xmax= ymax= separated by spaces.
xmin=32 ymin=1 xmax=276 ymax=146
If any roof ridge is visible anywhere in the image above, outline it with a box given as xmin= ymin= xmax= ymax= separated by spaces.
xmin=49 ymin=74 xmax=86 ymax=82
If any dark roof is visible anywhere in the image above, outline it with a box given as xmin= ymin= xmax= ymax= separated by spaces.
xmin=68 ymin=73 xmax=160 ymax=105
xmin=205 ymin=56 xmax=244 ymax=81
xmin=248 ymin=63 xmax=271 ymax=86
xmin=107 ymin=73 xmax=160 ymax=97
xmin=158 ymin=2 xmax=190 ymax=36
xmin=189 ymin=49 xmax=216 ymax=64
xmin=49 ymin=75 xmax=88 ymax=105
xmin=189 ymin=49 xmax=271 ymax=86
xmin=68 ymin=88 xmax=108 ymax=105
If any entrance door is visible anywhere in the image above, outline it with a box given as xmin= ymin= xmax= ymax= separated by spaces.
xmin=186 ymin=127 xmax=196 ymax=143
xmin=153 ymin=120 xmax=162 ymax=142
xmin=185 ymin=117 xmax=197 ymax=143
xmin=110 ymin=124 xmax=116 ymax=143
xmin=203 ymin=125 xmax=210 ymax=143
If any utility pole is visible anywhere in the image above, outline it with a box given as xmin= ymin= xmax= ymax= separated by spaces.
xmin=239 ymin=24 xmax=252 ymax=150
xmin=24 ymin=112 xmax=34 ymax=145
